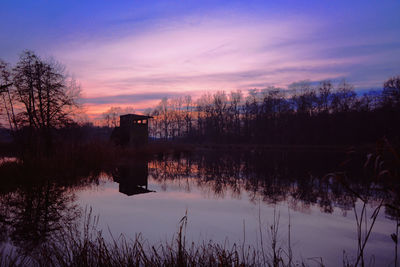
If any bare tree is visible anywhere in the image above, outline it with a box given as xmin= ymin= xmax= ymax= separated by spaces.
xmin=0 ymin=60 xmax=17 ymax=131
xmin=157 ymin=97 xmax=171 ymax=139
xmin=228 ymin=90 xmax=242 ymax=139
xmin=170 ymin=96 xmax=184 ymax=138
xmin=0 ymin=51 xmax=81 ymax=153
xmin=183 ymin=95 xmax=193 ymax=136
xmin=317 ymin=80 xmax=333 ymax=113
xmin=148 ymin=77 xmax=400 ymax=145
xmin=101 ymin=106 xmax=136 ymax=127
xmin=102 ymin=107 xmax=121 ymax=128
xmin=331 ymin=80 xmax=356 ymax=113
xmin=383 ymin=75 xmax=400 ymax=108
xmin=12 ymin=51 xmax=80 ymax=130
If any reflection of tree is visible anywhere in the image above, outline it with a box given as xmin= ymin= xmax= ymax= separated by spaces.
xmin=0 ymin=181 xmax=81 ymax=254
xmin=149 ymin=151 xmax=395 ymax=215
xmin=0 ymin=155 xmax=110 ymax=258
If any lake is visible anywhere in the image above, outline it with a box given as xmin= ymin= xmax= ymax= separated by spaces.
xmin=0 ymin=150 xmax=398 ymax=266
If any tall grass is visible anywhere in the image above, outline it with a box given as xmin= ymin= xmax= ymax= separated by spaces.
xmin=0 ymin=208 xmax=302 ymax=267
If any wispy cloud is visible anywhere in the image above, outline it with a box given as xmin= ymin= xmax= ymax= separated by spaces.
xmin=57 ymin=15 xmax=332 ymax=98
xmin=82 ymin=91 xmax=186 ymax=105
xmin=59 ymin=14 xmax=398 ymax=103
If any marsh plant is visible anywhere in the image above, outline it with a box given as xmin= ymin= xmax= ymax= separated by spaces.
xmin=1 ymin=208 xmax=303 ymax=267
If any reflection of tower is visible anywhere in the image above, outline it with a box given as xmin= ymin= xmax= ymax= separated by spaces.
xmin=113 ymin=161 xmax=154 ymax=196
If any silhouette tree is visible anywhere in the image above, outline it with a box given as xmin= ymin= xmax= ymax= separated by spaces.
xmin=101 ymin=106 xmax=135 ymax=127
xmin=148 ymin=76 xmax=400 ymax=145
xmin=0 ymin=51 xmax=80 ymax=153
xmin=0 ymin=60 xmax=17 ymax=131
xmin=383 ymin=75 xmax=400 ymax=108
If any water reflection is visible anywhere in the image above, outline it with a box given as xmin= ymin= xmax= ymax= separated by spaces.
xmin=0 ymin=182 xmax=80 ymax=254
xmin=0 ymin=149 xmax=398 ymax=265
xmin=112 ymin=161 xmax=154 ymax=196
xmin=0 ymin=161 xmax=100 ymax=256
xmin=149 ymin=151 xmax=394 ymax=216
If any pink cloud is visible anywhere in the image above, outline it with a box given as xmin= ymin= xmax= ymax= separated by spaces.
xmin=51 ymin=13 xmax=386 ymax=116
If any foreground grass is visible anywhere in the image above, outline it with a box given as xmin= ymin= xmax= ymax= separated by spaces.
xmin=1 ymin=209 xmax=303 ymax=267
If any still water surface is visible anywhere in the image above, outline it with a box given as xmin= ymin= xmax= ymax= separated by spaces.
xmin=0 ymin=151 xmax=398 ymax=266
xmin=78 ymin=151 xmax=396 ymax=266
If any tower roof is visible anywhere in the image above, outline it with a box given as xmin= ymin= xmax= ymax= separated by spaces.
xmin=120 ymin=114 xmax=153 ymax=120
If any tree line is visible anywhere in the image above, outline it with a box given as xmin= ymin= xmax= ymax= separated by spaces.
xmin=2 ymin=51 xmax=400 ymax=149
xmin=147 ymin=78 xmax=400 ymax=145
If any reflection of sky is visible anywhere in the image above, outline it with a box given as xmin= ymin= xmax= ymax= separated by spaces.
xmin=1 ymin=1 xmax=399 ymax=115
xmin=76 ymin=177 xmax=394 ymax=266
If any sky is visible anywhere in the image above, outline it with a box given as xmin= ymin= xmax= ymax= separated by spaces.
xmin=0 ymin=0 xmax=399 ymax=117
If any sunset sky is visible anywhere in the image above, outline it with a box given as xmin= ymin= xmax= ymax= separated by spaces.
xmin=1 ymin=0 xmax=399 ymax=117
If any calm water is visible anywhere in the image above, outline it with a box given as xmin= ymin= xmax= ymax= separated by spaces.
xmin=0 ymin=151 xmax=398 ymax=266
